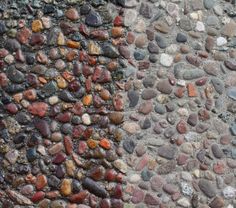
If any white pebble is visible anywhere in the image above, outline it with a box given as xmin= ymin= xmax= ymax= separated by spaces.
xmin=177 ymin=197 xmax=191 ymax=207
xmin=223 ymin=186 xmax=236 ymax=199
xmin=128 ymin=174 xmax=141 ymax=183
xmin=217 ymin=37 xmax=227 ymax=46
xmin=82 ymin=113 xmax=91 ymax=125
xmin=195 ymin=21 xmax=205 ymax=32
xmin=49 ymin=96 xmax=59 ymax=105
xmin=4 ymin=54 xmax=14 ymax=64
xmin=160 ymin=53 xmax=173 ymax=67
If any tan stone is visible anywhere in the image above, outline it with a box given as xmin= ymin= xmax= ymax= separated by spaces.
xmin=32 ymin=20 xmax=43 ymax=33
xmin=60 ymin=179 xmax=72 ymax=196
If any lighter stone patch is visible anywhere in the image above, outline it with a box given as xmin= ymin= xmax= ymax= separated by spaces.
xmin=160 ymin=53 xmax=173 ymax=67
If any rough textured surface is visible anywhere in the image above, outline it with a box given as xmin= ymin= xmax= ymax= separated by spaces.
xmin=0 ymin=0 xmax=236 ymax=207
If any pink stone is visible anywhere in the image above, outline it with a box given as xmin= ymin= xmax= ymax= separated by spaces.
xmin=144 ymin=193 xmax=160 ymax=205
xmin=135 ymin=154 xmax=149 ymax=171
xmin=176 ymin=120 xmax=188 ymax=134
xmin=78 ymin=141 xmax=87 ymax=155
xmin=28 ymin=102 xmax=48 ymax=117
xmin=131 ymin=188 xmax=144 ymax=204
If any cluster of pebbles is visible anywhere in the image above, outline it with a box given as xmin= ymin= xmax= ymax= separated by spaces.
xmin=0 ymin=0 xmax=236 ymax=208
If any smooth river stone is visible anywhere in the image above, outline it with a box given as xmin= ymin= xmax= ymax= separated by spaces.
xmin=82 ymin=178 xmax=108 ymax=198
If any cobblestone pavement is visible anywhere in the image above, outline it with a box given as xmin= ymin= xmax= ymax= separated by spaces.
xmin=0 ymin=0 xmax=236 ymax=207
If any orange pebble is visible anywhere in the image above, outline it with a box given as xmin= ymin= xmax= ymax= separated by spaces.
xmin=67 ymin=40 xmax=81 ymax=49
xmin=82 ymin=94 xmax=92 ymax=106
xmin=99 ymin=138 xmax=111 ymax=150
xmin=38 ymin=77 xmax=47 ymax=84
xmin=187 ymin=83 xmax=198 ymax=97
xmin=87 ymin=139 xmax=98 ymax=149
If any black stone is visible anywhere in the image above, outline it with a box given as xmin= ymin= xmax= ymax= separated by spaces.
xmin=82 ymin=177 xmax=108 ymax=198
xmin=176 ymin=33 xmax=187 ymax=43
xmin=6 ymin=66 xmax=25 ymax=84
xmin=0 ymin=21 xmax=6 ymax=34
xmin=128 ymin=90 xmax=139 ymax=107
xmin=59 ymin=90 xmax=76 ymax=102
xmin=48 ymin=175 xmax=60 ymax=189
xmin=123 ymin=139 xmax=136 ymax=154
xmin=4 ymin=39 xmax=21 ymax=52
xmin=26 ymin=148 xmax=38 ymax=162
xmin=43 ymin=4 xmax=56 ymax=14
xmin=85 ymin=10 xmax=102 ymax=27
xmin=102 ymin=44 xmax=119 ymax=58
xmin=80 ymin=4 xmax=91 ymax=15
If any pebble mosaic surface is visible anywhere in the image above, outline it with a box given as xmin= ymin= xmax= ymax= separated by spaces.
xmin=0 ymin=0 xmax=236 ymax=207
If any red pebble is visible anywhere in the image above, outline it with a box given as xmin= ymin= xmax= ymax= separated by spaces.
xmin=0 ymin=73 xmax=8 ymax=87
xmin=113 ymin=16 xmax=123 ymax=26
xmin=52 ymin=152 xmax=66 ymax=164
xmin=56 ymin=112 xmax=71 ymax=123
xmin=6 ymin=103 xmax=18 ymax=114
xmin=64 ymin=136 xmax=73 ymax=155
xmin=31 ymin=191 xmax=45 ymax=202
xmin=112 ymin=184 xmax=122 ymax=199
xmin=28 ymin=102 xmax=48 ymax=117
xmin=105 ymin=169 xmax=117 ymax=182
xmin=176 ymin=120 xmax=188 ymax=134
xmin=213 ymin=161 xmax=225 ymax=174
xmin=100 ymin=199 xmax=111 ymax=208
xmin=69 ymin=191 xmax=89 ymax=203
xmin=79 ymin=24 xmax=90 ymax=37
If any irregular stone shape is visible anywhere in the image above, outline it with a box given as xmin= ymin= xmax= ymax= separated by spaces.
xmin=209 ymin=196 xmax=224 ymax=208
xmin=82 ymin=178 xmax=108 ymax=198
xmin=227 ymin=87 xmax=236 ymax=101
xmin=155 ymin=35 xmax=168 ymax=48
xmin=5 ymin=149 xmax=19 ymax=164
xmin=123 ymin=139 xmax=136 ymax=154
xmin=156 ymin=79 xmax=172 ymax=94
xmin=177 ymin=197 xmax=191 ymax=208
xmin=179 ymin=17 xmax=192 ymax=31
xmin=28 ymin=102 xmax=48 ymax=117
xmin=160 ymin=53 xmax=173 ymax=67
xmin=139 ymin=2 xmax=152 ymax=18
xmin=141 ymin=89 xmax=157 ymax=100
xmin=59 ymin=90 xmax=76 ymax=102
xmin=4 ymin=39 xmax=21 ymax=52
xmin=144 ymin=193 xmax=160 ymax=205
xmin=124 ymin=9 xmax=137 ymax=26
xmin=6 ymin=67 xmax=25 ymax=84
xmin=33 ymin=118 xmax=51 ymax=138
xmin=128 ymin=90 xmax=139 ymax=107
xmin=138 ymin=101 xmax=153 ymax=114
xmin=158 ymin=145 xmax=177 ymax=160
xmin=154 ymin=21 xmax=170 ymax=34
xmin=211 ymin=78 xmax=224 ymax=94
xmin=131 ymin=188 xmax=144 ymax=204
xmin=123 ymin=122 xmax=140 ymax=134
xmin=7 ymin=190 xmax=32 ymax=205
xmin=221 ymin=20 xmax=236 ymax=38
xmin=102 ymin=43 xmax=119 ymax=58
xmin=157 ymin=160 xmax=176 ymax=175
xmin=0 ymin=21 xmax=6 ymax=34
xmin=198 ymin=179 xmax=217 ymax=198
xmin=113 ymin=159 xmax=127 ymax=173
xmin=150 ymin=175 xmax=165 ymax=191
xmin=85 ymin=11 xmax=102 ymax=27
